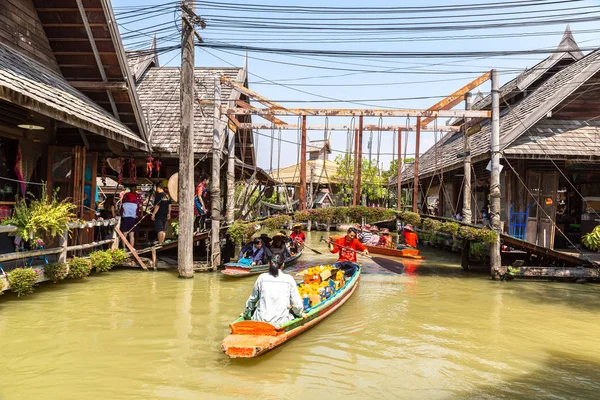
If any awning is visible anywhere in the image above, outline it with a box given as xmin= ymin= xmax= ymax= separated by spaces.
xmin=0 ymin=43 xmax=147 ymax=150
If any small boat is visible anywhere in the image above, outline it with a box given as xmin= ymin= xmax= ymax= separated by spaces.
xmin=222 ymin=266 xmax=360 ymax=358
xmin=365 ymin=245 xmax=425 ymax=259
xmin=221 ymin=252 xmax=302 ymax=277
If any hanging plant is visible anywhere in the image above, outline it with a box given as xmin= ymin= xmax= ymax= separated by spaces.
xmin=67 ymin=257 xmax=92 ymax=279
xmin=7 ymin=267 xmax=39 ymax=297
xmin=146 ymin=156 xmax=154 ymax=177
xmin=44 ymin=262 xmax=69 ymax=282
xmin=90 ymin=250 xmax=113 ymax=273
xmin=129 ymin=158 xmax=137 ymax=184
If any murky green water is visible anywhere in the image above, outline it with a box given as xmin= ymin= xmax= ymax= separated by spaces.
xmin=0 ymin=231 xmax=599 ymax=399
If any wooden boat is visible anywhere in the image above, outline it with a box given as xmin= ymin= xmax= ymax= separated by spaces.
xmin=365 ymin=245 xmax=425 ymax=259
xmin=221 ymin=251 xmax=302 ymax=277
xmin=222 ymin=266 xmax=360 ymax=358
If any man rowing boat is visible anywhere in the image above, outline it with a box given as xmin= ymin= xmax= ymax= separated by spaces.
xmin=326 ymin=227 xmax=369 ymax=277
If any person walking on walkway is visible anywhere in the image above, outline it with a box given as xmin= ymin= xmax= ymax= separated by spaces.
xmin=151 ymin=184 xmax=172 ymax=244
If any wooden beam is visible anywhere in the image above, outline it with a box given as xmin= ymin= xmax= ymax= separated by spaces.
xmin=357 ymin=116 xmax=363 ymax=205
xmin=234 ymin=100 xmax=288 ymax=126
xmin=420 ymin=71 xmax=491 ymax=127
xmin=241 ymin=123 xmax=459 ymax=132
xmin=229 ymin=108 xmax=491 ymax=118
xmin=221 ymin=75 xmax=286 ymax=111
xmin=397 ymin=128 xmax=402 ymax=211
xmin=67 ymin=81 xmax=128 ymax=91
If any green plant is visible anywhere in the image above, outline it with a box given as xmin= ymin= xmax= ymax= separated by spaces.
xmin=458 ymin=226 xmax=479 ymax=241
xmin=67 ymin=257 xmax=92 ymax=279
xmin=470 ymin=242 xmax=487 ymax=261
xmin=171 ymin=220 xmax=179 ymax=236
xmin=294 ymin=210 xmax=311 ymax=222
xmin=398 ymin=211 xmax=421 ymax=226
xmin=439 ymin=222 xmax=460 ymax=237
xmin=44 ymin=262 xmax=68 ymax=282
xmin=474 ymin=229 xmax=498 ymax=245
xmin=263 ymin=214 xmax=292 ymax=230
xmin=110 ymin=249 xmax=128 ymax=266
xmin=7 ymin=267 xmax=39 ymax=296
xmin=422 ymin=218 xmax=442 ymax=232
xmin=582 ymin=225 xmax=600 ymax=251
xmin=89 ymin=250 xmax=113 ymax=272
xmin=228 ymin=221 xmax=258 ymax=244
xmin=506 ymin=265 xmax=521 ymax=277
xmin=1 ymin=186 xmax=76 ymax=241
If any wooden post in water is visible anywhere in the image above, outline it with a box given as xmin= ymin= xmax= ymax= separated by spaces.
xmin=412 ymin=117 xmax=421 ymax=213
xmin=357 ymin=115 xmax=363 ymax=205
xmin=211 ymin=78 xmax=222 ymax=270
xmin=462 ymin=92 xmax=473 ymax=224
xmin=490 ymin=69 xmax=502 ymax=278
xmin=225 ymin=125 xmax=235 ymax=225
xmin=461 ymin=92 xmax=473 ymax=271
xmin=299 ymin=115 xmax=307 ymax=211
xmin=397 ymin=127 xmax=402 ymax=211
xmin=353 ymin=128 xmax=359 ymax=206
xmin=178 ymin=0 xmax=195 ymax=278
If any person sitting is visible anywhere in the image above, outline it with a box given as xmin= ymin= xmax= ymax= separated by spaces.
xmin=397 ymin=224 xmax=419 ymax=250
xmin=366 ymin=225 xmax=381 ymax=246
xmin=378 ymin=228 xmax=395 ymax=248
xmin=243 ymin=254 xmax=307 ymax=326
xmin=238 ymin=238 xmax=266 ymax=265
xmin=270 ymin=232 xmax=291 ymax=259
xmin=327 ymin=227 xmax=369 ymax=277
xmin=358 ymin=225 xmax=372 ymax=244
xmin=289 ymin=224 xmax=306 ymax=252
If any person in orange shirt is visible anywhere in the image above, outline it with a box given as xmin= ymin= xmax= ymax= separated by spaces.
xmin=289 ymin=224 xmax=306 ymax=252
xmin=397 ymin=224 xmax=419 ymax=249
xmin=328 ymin=227 xmax=368 ymax=277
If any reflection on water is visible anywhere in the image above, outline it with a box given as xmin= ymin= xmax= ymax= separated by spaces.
xmin=0 ymin=232 xmax=598 ymax=399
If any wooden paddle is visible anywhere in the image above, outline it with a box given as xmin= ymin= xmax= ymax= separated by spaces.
xmin=300 ymin=242 xmax=322 ymax=255
xmin=320 ymin=236 xmax=405 ymax=274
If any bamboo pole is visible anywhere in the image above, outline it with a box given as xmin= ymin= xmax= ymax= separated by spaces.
xmin=211 ymin=78 xmax=222 ymax=270
xmin=299 ymin=115 xmax=307 ymax=210
xmin=357 ymin=115 xmax=363 ymax=205
xmin=225 ymin=126 xmax=236 ymax=224
xmin=397 ymin=127 xmax=402 ymax=211
xmin=412 ymin=117 xmax=421 ymax=213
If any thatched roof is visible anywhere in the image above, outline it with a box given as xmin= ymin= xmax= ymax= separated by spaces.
xmin=270 ymin=159 xmax=340 ymax=185
xmin=0 ymin=43 xmax=147 ymax=150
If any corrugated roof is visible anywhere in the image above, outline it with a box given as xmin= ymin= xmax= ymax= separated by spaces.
xmin=136 ymin=67 xmax=243 ymax=154
xmin=402 ymin=47 xmax=600 ymax=181
xmin=0 ymin=43 xmax=147 ymax=149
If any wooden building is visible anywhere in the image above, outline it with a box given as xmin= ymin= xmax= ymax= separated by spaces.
xmin=0 ymin=0 xmax=149 ymax=229
xmin=398 ymin=27 xmax=600 ymax=250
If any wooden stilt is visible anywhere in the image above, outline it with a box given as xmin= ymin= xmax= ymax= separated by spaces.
xmin=299 ymin=116 xmax=307 ymax=210
xmin=490 ymin=69 xmax=502 ymax=279
xmin=413 ymin=117 xmax=421 ymax=213
xmin=357 ymin=116 xmax=363 ymax=205
xmin=462 ymin=92 xmax=473 ymax=224
xmin=397 ymin=127 xmax=402 ymax=211
xmin=211 ymin=78 xmax=222 ymax=271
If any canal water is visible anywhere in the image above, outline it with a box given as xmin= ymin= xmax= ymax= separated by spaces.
xmin=1 ymin=232 xmax=599 ymax=399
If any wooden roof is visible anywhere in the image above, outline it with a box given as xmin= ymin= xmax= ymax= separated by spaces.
xmin=402 ymin=41 xmax=600 ymax=182
xmin=0 ymin=43 xmax=147 ymax=149
xmin=126 ymin=37 xmax=159 ymax=84
xmin=32 ymin=0 xmax=149 ymax=144
xmin=136 ymin=67 xmax=252 ymax=158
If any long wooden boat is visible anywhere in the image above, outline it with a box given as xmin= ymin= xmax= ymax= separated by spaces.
xmin=222 ymin=266 xmax=360 ymax=358
xmin=365 ymin=245 xmax=425 ymax=259
xmin=221 ymin=251 xmax=302 ymax=277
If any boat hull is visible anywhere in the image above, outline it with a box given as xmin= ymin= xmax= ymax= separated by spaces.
xmin=222 ymin=267 xmax=360 ymax=358
xmin=365 ymin=245 xmax=424 ymax=259
xmin=221 ymin=252 xmax=302 ymax=277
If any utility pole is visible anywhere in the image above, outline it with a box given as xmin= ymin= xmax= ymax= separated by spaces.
xmin=211 ymin=78 xmax=222 ymax=270
xmin=177 ymin=0 xmax=195 ymax=278
xmin=397 ymin=127 xmax=402 ymax=211
xmin=357 ymin=115 xmax=363 ymax=205
xmin=299 ymin=115 xmax=307 ymax=210
xmin=490 ymin=69 xmax=502 ymax=279
xmin=412 ymin=117 xmax=421 ymax=213
xmin=462 ymin=92 xmax=473 ymax=224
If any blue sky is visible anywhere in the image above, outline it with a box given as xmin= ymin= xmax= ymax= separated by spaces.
xmin=114 ymin=0 xmax=600 ymax=171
